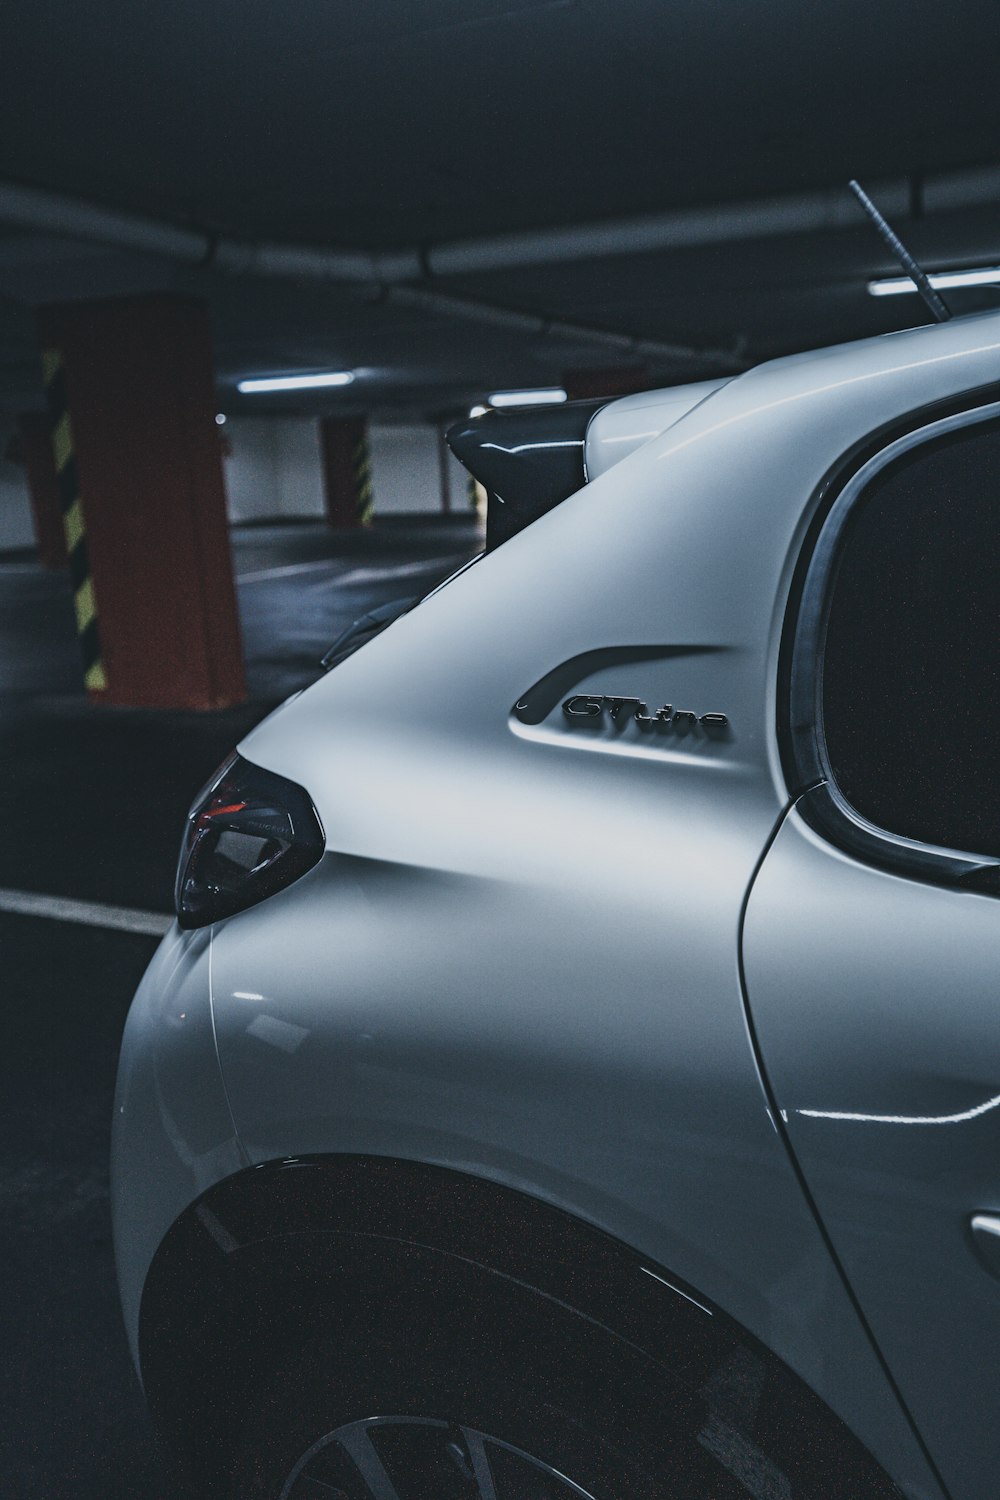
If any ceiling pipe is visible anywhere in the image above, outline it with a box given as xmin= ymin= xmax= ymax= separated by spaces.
xmin=423 ymin=164 xmax=1000 ymax=275
xmin=426 ymin=164 xmax=1000 ymax=276
xmin=427 ymin=183 xmax=897 ymax=276
xmin=211 ymin=235 xmax=419 ymax=283
xmin=3 ymin=162 xmax=999 ymax=371
xmin=0 ymin=180 xmax=210 ymax=263
xmin=0 ymin=180 xmax=420 ymax=279
xmin=372 ymin=284 xmax=738 ymax=368
xmin=0 ymin=181 xmax=735 ymax=369
xmin=4 ymin=166 xmax=1000 ymax=288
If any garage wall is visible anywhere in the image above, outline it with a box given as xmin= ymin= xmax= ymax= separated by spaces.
xmin=0 ymin=416 xmax=478 ymax=555
xmin=368 ymin=424 xmax=473 ymax=516
xmin=368 ymin=423 xmax=445 ymax=515
xmin=444 ymin=444 xmax=475 ymax=516
xmin=224 ymin=417 xmax=325 ymax=523
xmin=224 ymin=417 xmax=470 ymax=523
xmin=0 ymin=421 xmax=35 ymax=551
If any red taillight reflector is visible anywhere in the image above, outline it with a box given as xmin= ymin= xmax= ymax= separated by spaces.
xmin=175 ymin=755 xmax=324 ymax=929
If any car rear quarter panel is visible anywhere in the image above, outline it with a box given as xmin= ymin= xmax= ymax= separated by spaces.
xmin=209 ymin=313 xmax=1000 ymax=1498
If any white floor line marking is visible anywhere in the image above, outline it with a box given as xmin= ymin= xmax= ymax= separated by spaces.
xmin=0 ymin=887 xmax=171 ymax=936
xmin=236 ymin=560 xmax=339 ymax=583
xmin=335 ymin=557 xmax=457 ymax=586
xmin=237 ymin=554 xmax=460 ymax=585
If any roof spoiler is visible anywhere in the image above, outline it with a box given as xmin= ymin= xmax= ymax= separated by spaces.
xmin=446 ymin=399 xmax=607 ymax=550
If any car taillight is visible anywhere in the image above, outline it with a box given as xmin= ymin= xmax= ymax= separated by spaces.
xmin=175 ymin=754 xmax=325 ymax=929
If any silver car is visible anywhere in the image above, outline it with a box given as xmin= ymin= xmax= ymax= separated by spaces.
xmin=112 ymin=309 xmax=1000 ymax=1500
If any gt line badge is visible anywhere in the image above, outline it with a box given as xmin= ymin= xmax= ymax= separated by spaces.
xmin=560 ymin=695 xmax=729 ymax=734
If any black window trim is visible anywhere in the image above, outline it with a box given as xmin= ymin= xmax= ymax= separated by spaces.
xmin=787 ymin=396 xmax=1000 ymax=893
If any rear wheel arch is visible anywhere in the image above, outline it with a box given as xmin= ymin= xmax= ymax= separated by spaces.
xmin=139 ymin=1155 xmax=902 ymax=1497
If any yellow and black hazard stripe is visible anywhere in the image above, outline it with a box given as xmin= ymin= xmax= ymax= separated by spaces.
xmin=352 ymin=430 xmax=374 ymax=527
xmin=468 ymin=474 xmax=487 ymax=520
xmin=41 ymin=349 xmax=106 ymax=693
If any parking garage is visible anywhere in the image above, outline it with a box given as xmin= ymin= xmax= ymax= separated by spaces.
xmin=4 ymin=3 xmax=1000 ymax=1497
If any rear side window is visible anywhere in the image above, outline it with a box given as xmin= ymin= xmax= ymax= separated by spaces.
xmin=821 ymin=415 xmax=1000 ymax=858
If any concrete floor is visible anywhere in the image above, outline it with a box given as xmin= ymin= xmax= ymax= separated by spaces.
xmin=0 ymin=516 xmax=482 ymax=1498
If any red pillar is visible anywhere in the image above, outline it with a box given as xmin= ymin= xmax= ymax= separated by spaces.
xmin=320 ymin=416 xmax=372 ymax=528
xmin=13 ymin=414 xmax=67 ymax=568
xmin=562 ymin=365 xmax=651 ymax=401
xmin=36 ymin=294 xmax=246 ymax=708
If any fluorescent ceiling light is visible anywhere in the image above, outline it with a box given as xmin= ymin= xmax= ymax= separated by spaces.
xmin=468 ymin=404 xmax=488 ymax=418
xmin=237 ymin=370 xmax=355 ymax=393
xmin=868 ymin=266 xmax=1000 ymax=297
xmin=488 ymin=387 xmax=568 ymax=407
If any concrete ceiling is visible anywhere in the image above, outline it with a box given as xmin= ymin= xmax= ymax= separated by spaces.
xmin=1 ymin=0 xmax=1000 ymax=416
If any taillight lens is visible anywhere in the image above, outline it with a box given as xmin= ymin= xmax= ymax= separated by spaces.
xmin=175 ymin=754 xmax=325 ymax=929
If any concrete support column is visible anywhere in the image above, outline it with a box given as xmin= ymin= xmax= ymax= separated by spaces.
xmin=36 ymin=294 xmax=245 ymax=708
xmin=320 ymin=416 xmax=372 ymax=528
xmin=15 ymin=413 xmax=67 ymax=569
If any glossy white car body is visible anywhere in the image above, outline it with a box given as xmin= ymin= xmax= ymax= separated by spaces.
xmin=113 ymin=309 xmax=1000 ymax=1500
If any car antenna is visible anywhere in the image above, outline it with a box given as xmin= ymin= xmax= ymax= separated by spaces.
xmin=848 ymin=178 xmax=952 ymax=322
